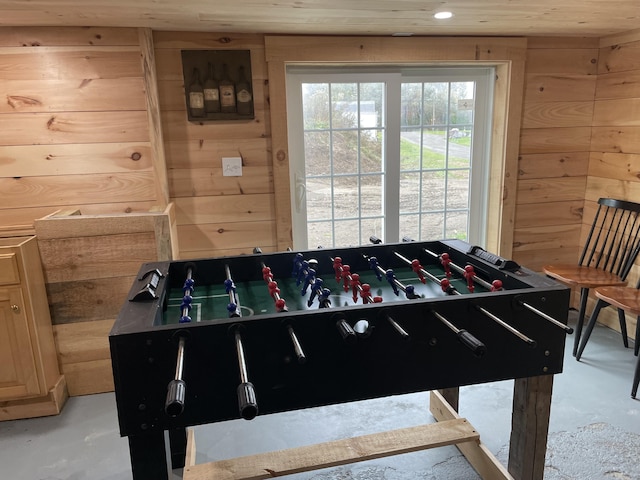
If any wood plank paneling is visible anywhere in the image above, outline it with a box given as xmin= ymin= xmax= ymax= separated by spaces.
xmin=524 ymin=74 xmax=597 ymax=102
xmin=0 ymin=27 xmax=158 ymax=235
xmin=154 ymin=32 xmax=275 ymax=258
xmin=598 ymin=40 xmax=640 ymax=74
xmin=0 ymin=172 xmax=156 ymax=209
xmin=519 ymin=127 xmax=592 ymax=154
xmin=0 ymin=27 xmax=140 ymax=47
xmin=0 ymin=78 xmax=146 ymax=113
xmin=0 ymin=111 xmax=150 ymax=146
xmin=518 ymin=152 xmax=589 ymax=179
xmin=0 ymin=143 xmax=152 ymax=177
xmin=521 ymin=101 xmax=594 ymax=128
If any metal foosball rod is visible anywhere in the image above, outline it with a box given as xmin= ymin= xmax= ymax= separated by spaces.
xmin=518 ymin=300 xmax=574 ymax=334
xmin=430 ymin=310 xmax=486 ymax=357
xmin=261 ymin=261 xmax=307 ymax=362
xmin=473 ymin=303 xmax=537 ymax=347
xmin=179 ymin=267 xmax=195 ymax=323
xmin=393 ymin=251 xmax=459 ymax=296
xmin=286 ymin=324 xmax=307 ymax=364
xmin=233 ymin=326 xmax=258 ymax=420
xmin=224 ymin=264 xmax=241 ymax=318
xmin=260 ymin=262 xmax=288 ymax=312
xmin=380 ymin=310 xmax=410 ymax=340
xmin=362 ymin=253 xmax=420 ymax=299
xmin=164 ymin=335 xmax=187 ymax=417
xmin=422 ymin=248 xmax=572 ymax=333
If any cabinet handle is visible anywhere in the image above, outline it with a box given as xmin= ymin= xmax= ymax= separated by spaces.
xmin=11 ymin=304 xmax=20 ymax=313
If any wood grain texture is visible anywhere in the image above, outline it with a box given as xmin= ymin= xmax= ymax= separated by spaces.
xmin=184 ymin=419 xmax=480 ymax=480
xmin=519 ymin=126 xmax=592 ymax=154
xmin=516 ymin=177 xmax=587 ymax=204
xmin=598 ymin=40 xmax=640 ymax=74
xmin=525 ymin=48 xmax=598 ymax=75
xmin=521 ymin=101 xmax=594 ymax=129
xmin=518 ymin=152 xmax=589 ymax=179
xmin=0 ymin=172 xmax=156 ymax=209
xmin=524 ymin=74 xmax=597 ymax=102
xmin=0 ymin=27 xmax=139 ymax=46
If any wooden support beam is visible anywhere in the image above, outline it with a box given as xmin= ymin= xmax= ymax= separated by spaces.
xmin=430 ymin=390 xmax=514 ymax=480
xmin=183 ymin=418 xmax=479 ymax=480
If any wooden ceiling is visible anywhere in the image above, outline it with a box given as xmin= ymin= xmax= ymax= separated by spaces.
xmin=0 ymin=0 xmax=639 ymax=37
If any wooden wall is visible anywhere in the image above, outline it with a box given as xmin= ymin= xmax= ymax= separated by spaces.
xmin=0 ymin=27 xmax=159 ymax=232
xmin=2 ymin=26 xmax=640 ymax=396
xmin=512 ymin=37 xmax=598 ymax=272
xmin=153 ymin=32 xmax=276 ymax=259
xmin=584 ymin=31 xmax=640 ymax=336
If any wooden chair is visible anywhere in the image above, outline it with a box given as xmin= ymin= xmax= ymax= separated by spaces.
xmin=543 ymin=198 xmax=640 ymax=357
xmin=575 ymin=285 xmax=640 ymax=398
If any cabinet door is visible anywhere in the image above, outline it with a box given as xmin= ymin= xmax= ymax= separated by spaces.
xmin=0 ymin=287 xmax=41 ymax=400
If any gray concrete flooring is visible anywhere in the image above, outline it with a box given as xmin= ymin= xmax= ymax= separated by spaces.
xmin=1 ymin=313 xmax=639 ymax=480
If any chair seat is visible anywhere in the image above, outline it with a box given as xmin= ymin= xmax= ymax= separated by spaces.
xmin=542 ymin=264 xmax=627 ymax=289
xmin=595 ymin=287 xmax=640 ymax=316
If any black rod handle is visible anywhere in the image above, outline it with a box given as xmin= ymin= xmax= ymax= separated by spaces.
xmin=165 ymin=379 xmax=186 ymax=417
xmin=334 ymin=315 xmax=357 ymax=344
xmin=457 ymin=330 xmax=487 ymax=358
xmin=237 ymin=382 xmax=258 ymax=420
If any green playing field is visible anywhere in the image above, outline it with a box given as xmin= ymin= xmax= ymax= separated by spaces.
xmin=163 ymin=265 xmax=487 ymax=325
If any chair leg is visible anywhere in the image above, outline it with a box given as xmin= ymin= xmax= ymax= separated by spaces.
xmin=635 ymin=316 xmax=639 ymax=357
xmin=573 ymin=288 xmax=590 ymax=357
xmin=633 ymin=351 xmax=640 ymax=399
xmin=618 ymin=308 xmax=629 ymax=349
xmin=576 ymin=297 xmax=607 ymax=361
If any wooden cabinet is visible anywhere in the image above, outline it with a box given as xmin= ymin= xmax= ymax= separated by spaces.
xmin=0 ymin=236 xmax=67 ymax=420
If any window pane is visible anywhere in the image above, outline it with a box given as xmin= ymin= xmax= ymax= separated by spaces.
xmin=421 ymin=127 xmax=446 ymax=170
xmin=361 ymin=130 xmax=383 ymax=173
xmin=361 ymin=217 xmax=384 ymax=243
xmin=450 ymin=82 xmax=474 ymax=125
xmin=400 ymin=128 xmax=421 ymax=172
xmin=401 ymin=83 xmax=422 ymax=127
xmin=399 ymin=214 xmax=420 ymax=241
xmin=361 ymin=175 xmax=383 ymax=218
xmin=421 ymin=212 xmax=445 ymax=240
xmin=447 ymin=171 xmax=470 ymax=209
xmin=333 ymin=176 xmax=359 ymax=219
xmin=334 ymin=219 xmax=360 ymax=247
xmin=422 ymin=171 xmax=445 ymax=211
xmin=331 ymin=83 xmax=358 ymax=128
xmin=302 ymin=83 xmax=329 ymax=130
xmin=445 ymin=211 xmax=469 ymax=240
xmin=400 ymin=172 xmax=420 ymax=213
xmin=359 ymin=83 xmax=384 ymax=128
xmin=308 ymin=221 xmax=333 ymax=249
xmin=423 ymin=82 xmax=449 ymax=126
xmin=332 ymin=130 xmax=358 ymax=175
xmin=306 ymin=177 xmax=332 ymax=221
xmin=304 ymin=131 xmax=331 ymax=176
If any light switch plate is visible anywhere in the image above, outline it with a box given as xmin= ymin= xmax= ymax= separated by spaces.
xmin=222 ymin=157 xmax=242 ymax=176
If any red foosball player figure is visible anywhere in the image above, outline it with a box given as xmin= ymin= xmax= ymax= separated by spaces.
xmin=333 ymin=256 xmax=343 ymax=283
xmin=440 ymin=253 xmax=452 ymax=277
xmin=268 ymin=281 xmax=280 ymax=299
xmin=411 ymin=259 xmax=426 ymax=284
xmin=350 ymin=273 xmax=361 ymax=303
xmin=275 ymin=298 xmax=287 ymax=313
xmin=463 ymin=265 xmax=475 ymax=293
xmin=262 ymin=266 xmax=273 ymax=283
xmin=360 ymin=283 xmax=372 ymax=304
xmin=341 ymin=265 xmax=351 ymax=292
xmin=491 ymin=280 xmax=503 ymax=292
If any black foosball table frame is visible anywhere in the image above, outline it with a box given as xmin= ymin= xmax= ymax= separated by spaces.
xmin=109 ymin=239 xmax=571 ymax=480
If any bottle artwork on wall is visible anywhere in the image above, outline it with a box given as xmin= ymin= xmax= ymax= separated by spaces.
xmin=181 ymin=49 xmax=254 ymax=121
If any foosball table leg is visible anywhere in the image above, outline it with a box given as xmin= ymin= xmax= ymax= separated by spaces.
xmin=169 ymin=427 xmax=188 ymax=469
xmin=128 ymin=431 xmax=172 ymax=480
xmin=508 ymin=375 xmax=554 ymax=480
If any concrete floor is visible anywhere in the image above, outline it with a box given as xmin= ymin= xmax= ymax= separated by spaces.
xmin=1 ymin=313 xmax=639 ymax=480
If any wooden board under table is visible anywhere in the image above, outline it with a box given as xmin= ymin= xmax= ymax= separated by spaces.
xmin=180 ymin=387 xmax=546 ymax=480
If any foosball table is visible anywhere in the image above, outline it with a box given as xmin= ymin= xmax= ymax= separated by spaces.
xmin=109 ymin=239 xmax=572 ymax=480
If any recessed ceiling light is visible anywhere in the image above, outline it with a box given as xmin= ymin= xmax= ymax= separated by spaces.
xmin=434 ymin=11 xmax=453 ymax=20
